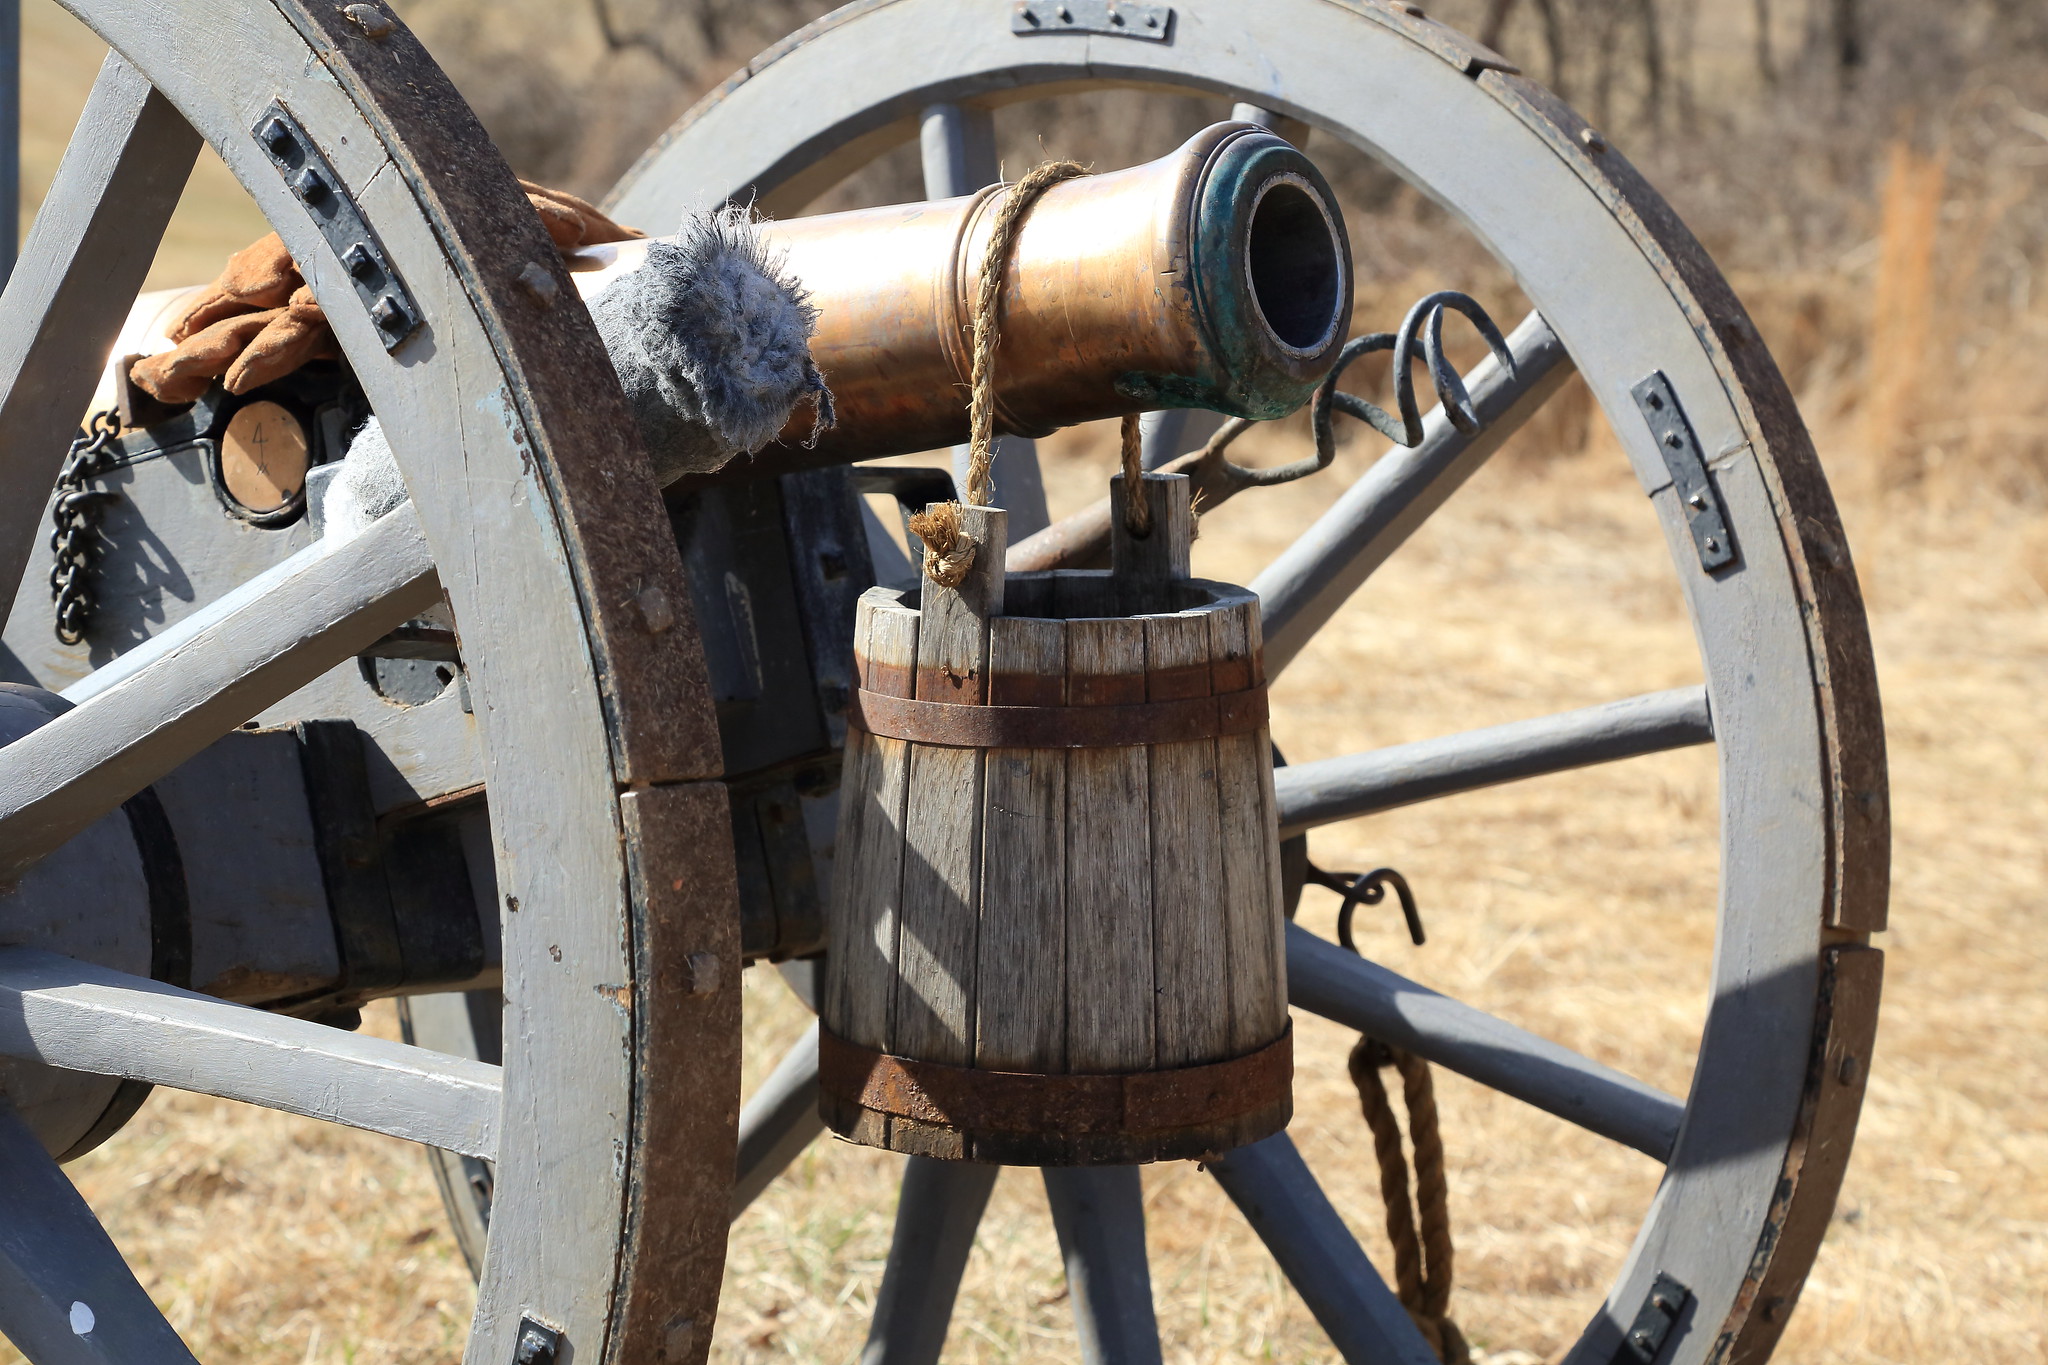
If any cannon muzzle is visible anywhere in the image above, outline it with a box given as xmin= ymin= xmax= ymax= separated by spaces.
xmin=570 ymin=122 xmax=1352 ymax=473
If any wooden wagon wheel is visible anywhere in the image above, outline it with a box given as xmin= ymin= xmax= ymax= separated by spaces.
xmin=579 ymin=2 xmax=1886 ymax=1362
xmin=0 ymin=3 xmax=738 ymax=1362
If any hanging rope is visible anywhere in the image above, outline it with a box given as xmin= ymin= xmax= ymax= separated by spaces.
xmin=1118 ymin=412 xmax=1153 ymax=538
xmin=1349 ymin=1038 xmax=1471 ymax=1365
xmin=911 ymin=158 xmax=1088 ymax=588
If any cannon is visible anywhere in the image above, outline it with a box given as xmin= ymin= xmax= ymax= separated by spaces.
xmin=0 ymin=3 xmax=1886 ymax=1364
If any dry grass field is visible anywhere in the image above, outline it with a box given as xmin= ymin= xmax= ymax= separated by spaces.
xmin=6 ymin=0 xmax=2047 ymax=1362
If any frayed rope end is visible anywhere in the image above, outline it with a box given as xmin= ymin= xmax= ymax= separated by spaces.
xmin=907 ymin=500 xmax=978 ymax=589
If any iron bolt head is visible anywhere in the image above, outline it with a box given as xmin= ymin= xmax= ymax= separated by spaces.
xmin=1631 ymin=1330 xmax=1654 ymax=1349
xmin=342 ymin=242 xmax=376 ymax=279
xmin=1665 ymin=431 xmax=1684 ymax=448
xmin=260 ymin=118 xmax=295 ymax=157
xmin=1580 ymin=127 xmax=1609 ymax=154
xmin=292 ymin=168 xmax=330 ymax=203
xmin=1686 ymin=492 xmax=1707 ymax=509
xmin=371 ymin=294 xmax=409 ymax=332
xmin=1705 ymin=537 xmax=1721 ymax=552
xmin=1057 ymin=5 xmax=1073 ymax=21
xmin=342 ymin=3 xmax=395 ymax=39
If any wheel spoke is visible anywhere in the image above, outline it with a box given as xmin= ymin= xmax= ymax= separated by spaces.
xmin=920 ymin=101 xmax=1051 ymax=537
xmin=1276 ymin=686 xmax=1712 ymax=838
xmin=1253 ymin=310 xmax=1573 ymax=677
xmin=0 ymin=948 xmax=500 ymax=1158
xmin=0 ymin=53 xmax=199 ymax=598
xmin=1287 ymin=924 xmax=1682 ymax=1160
xmin=0 ymin=503 xmax=438 ymax=880
xmin=1206 ymin=1133 xmax=1439 ymax=1365
xmin=731 ymin=1020 xmax=823 ymax=1220
xmin=0 ymin=1098 xmax=199 ymax=1365
xmin=1043 ymin=1167 xmax=1163 ymax=1365
xmin=861 ymin=1156 xmax=998 ymax=1365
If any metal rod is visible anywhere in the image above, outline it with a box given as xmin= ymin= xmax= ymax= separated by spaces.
xmin=1275 ymin=685 xmax=1713 ymax=838
xmin=1253 ymin=310 xmax=1573 ymax=676
xmin=861 ymin=1158 xmax=999 ymax=1365
xmin=731 ymin=1020 xmax=823 ymax=1220
xmin=1286 ymin=924 xmax=1684 ymax=1160
xmin=0 ymin=1098 xmax=201 ymax=1365
xmin=1043 ymin=1167 xmax=1164 ymax=1365
xmin=1206 ymin=1133 xmax=1440 ymax=1365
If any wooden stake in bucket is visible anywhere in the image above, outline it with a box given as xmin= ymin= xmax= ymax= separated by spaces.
xmin=822 ymin=472 xmax=1290 ymax=1165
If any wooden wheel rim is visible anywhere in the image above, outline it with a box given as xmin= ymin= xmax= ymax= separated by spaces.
xmin=0 ymin=3 xmax=737 ymax=1361
xmin=608 ymin=2 xmax=1888 ymax=1361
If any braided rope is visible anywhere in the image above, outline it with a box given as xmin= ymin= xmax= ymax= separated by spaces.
xmin=1118 ymin=412 xmax=1152 ymax=537
xmin=964 ymin=159 xmax=1087 ymax=508
xmin=1349 ymin=1038 xmax=1470 ymax=1364
xmin=915 ymin=160 xmax=1086 ymax=589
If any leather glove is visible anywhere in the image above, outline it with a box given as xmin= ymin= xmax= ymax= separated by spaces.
xmin=166 ymin=232 xmax=303 ymax=342
xmin=130 ymin=182 xmax=641 ymax=403
xmin=129 ymin=308 xmax=286 ymax=405
xmin=521 ymin=179 xmax=644 ymax=251
xmin=224 ymin=286 xmax=337 ymax=394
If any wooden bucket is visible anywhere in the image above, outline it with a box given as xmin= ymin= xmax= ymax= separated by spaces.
xmin=822 ymin=473 xmax=1290 ymax=1165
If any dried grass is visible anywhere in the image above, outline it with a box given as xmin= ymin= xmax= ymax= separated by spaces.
xmin=5 ymin=2 xmax=2048 ymax=1362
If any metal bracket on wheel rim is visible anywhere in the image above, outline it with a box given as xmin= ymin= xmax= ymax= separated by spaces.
xmin=1634 ymin=371 xmax=1738 ymax=573
xmin=252 ymin=102 xmax=420 ymax=350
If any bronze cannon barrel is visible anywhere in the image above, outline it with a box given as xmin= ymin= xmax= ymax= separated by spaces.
xmin=570 ymin=121 xmax=1352 ymax=471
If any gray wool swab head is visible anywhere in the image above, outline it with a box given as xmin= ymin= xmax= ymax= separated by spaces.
xmin=327 ymin=206 xmax=829 ymax=537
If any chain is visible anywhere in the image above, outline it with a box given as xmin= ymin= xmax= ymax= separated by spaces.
xmin=48 ymin=410 xmax=123 ymax=645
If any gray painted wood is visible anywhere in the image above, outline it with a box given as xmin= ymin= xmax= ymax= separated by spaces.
xmin=920 ymin=102 xmax=1051 ymax=538
xmin=861 ymin=1157 xmax=998 ymax=1365
xmin=0 ymin=1098 xmax=200 ymax=1365
xmin=1275 ymin=685 xmax=1714 ymax=838
xmin=0 ymin=505 xmax=439 ymax=880
xmin=1287 ymin=924 xmax=1682 ymax=1159
xmin=830 ymin=595 xmax=918 ymax=1054
xmin=0 ymin=947 xmax=501 ymax=1157
xmin=1137 ymin=408 xmax=1226 ymax=473
xmin=975 ymin=614 xmax=1067 ymax=1071
xmin=397 ymin=990 xmax=499 ymax=1279
xmin=1063 ymin=617 xmax=1153 ymax=1072
xmin=148 ymin=728 xmax=341 ymax=1003
xmin=732 ymin=1020 xmax=823 ymax=1221
xmin=894 ymin=506 xmax=1006 ymax=1064
xmin=1043 ymin=1167 xmax=1164 ymax=1365
xmin=1207 ymin=1133 xmax=1440 ymax=1365
xmin=0 ymin=51 xmax=197 ymax=601
xmin=1253 ymin=310 xmax=1572 ymax=676
xmin=0 ymin=688 xmax=153 ymax=1160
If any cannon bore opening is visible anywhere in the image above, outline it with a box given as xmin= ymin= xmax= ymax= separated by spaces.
xmin=1246 ymin=174 xmax=1346 ymax=355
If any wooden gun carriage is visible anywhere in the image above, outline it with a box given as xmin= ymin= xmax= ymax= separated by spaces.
xmin=0 ymin=2 xmax=1886 ymax=1364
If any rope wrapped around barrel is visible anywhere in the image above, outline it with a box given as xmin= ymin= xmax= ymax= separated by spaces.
xmin=909 ymin=159 xmax=1161 ymax=586
xmin=1350 ymin=1037 xmax=1470 ymax=1364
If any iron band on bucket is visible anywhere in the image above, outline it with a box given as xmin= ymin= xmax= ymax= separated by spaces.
xmin=817 ymin=1026 xmax=1293 ymax=1166
xmin=846 ymin=682 xmax=1269 ymax=749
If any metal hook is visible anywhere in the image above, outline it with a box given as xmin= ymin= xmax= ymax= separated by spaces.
xmin=1306 ymin=862 xmax=1425 ymax=948
xmin=1187 ymin=288 xmax=1515 ymax=491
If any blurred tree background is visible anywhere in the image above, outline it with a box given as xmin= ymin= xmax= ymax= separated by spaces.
xmin=390 ymin=0 xmax=2048 ymax=498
